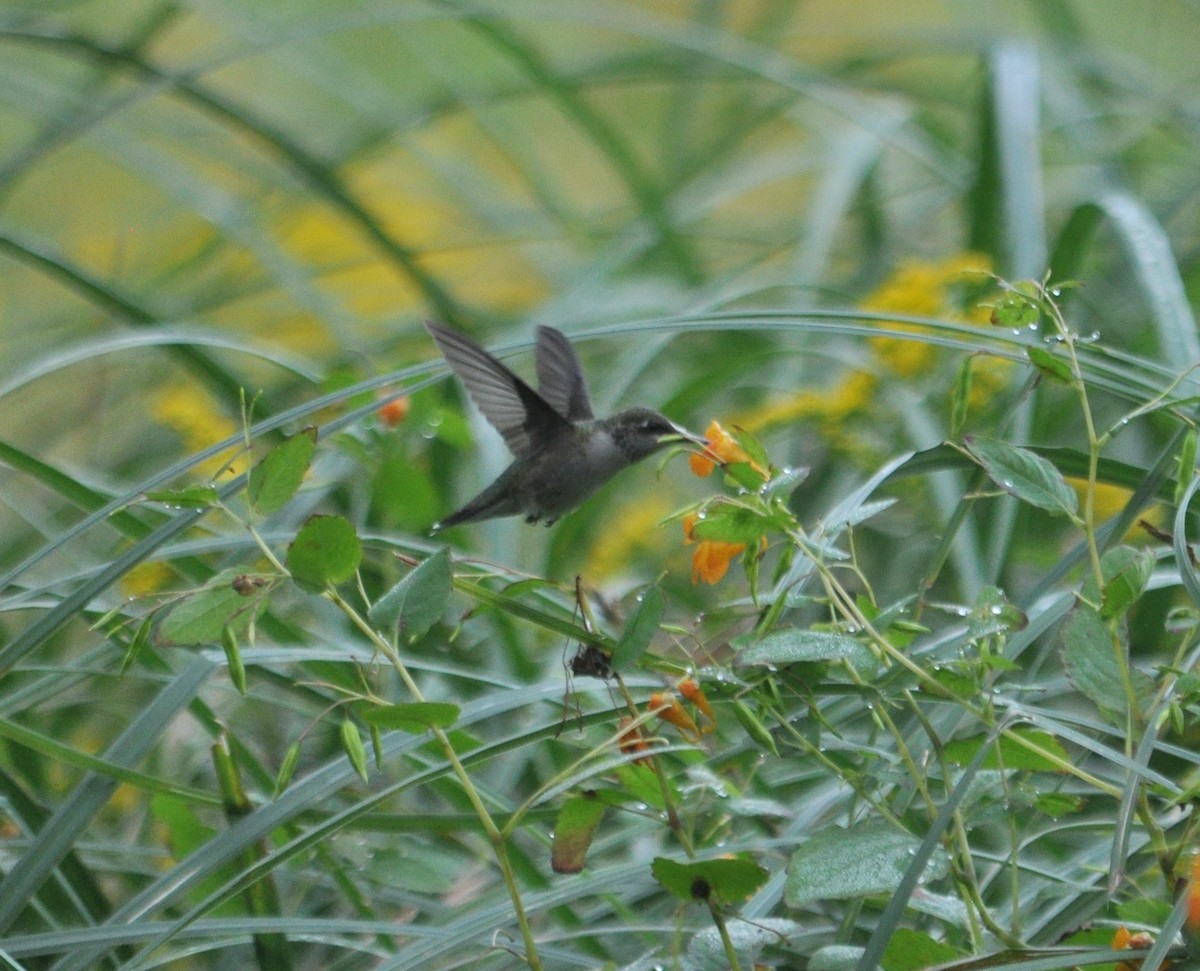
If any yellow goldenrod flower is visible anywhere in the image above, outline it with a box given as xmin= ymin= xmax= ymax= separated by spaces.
xmin=121 ymin=560 xmax=174 ymax=598
xmin=151 ymin=385 xmax=246 ymax=478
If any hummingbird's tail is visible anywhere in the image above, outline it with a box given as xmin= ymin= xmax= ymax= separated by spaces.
xmin=432 ymin=474 xmax=521 ymax=530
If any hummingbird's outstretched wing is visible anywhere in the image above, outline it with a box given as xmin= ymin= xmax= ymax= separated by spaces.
xmin=426 ymin=321 xmax=571 ymax=458
xmin=535 ymin=326 xmax=594 ymax=421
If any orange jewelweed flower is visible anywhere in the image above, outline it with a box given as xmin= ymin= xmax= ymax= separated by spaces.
xmin=678 ymin=677 xmax=716 ymax=732
xmin=689 ymin=420 xmax=765 ymax=478
xmin=683 ymin=514 xmax=746 ymax=585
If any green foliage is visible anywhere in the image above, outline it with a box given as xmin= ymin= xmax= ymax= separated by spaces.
xmin=2 ymin=4 xmax=1200 ymax=971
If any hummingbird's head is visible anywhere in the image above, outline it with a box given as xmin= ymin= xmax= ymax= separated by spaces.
xmin=609 ymin=407 xmax=704 ymax=461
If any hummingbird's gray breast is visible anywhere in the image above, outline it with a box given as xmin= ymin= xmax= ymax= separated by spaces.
xmin=520 ymin=426 xmax=628 ymax=521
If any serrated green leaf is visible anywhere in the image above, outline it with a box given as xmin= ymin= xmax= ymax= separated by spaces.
xmin=550 ymin=793 xmax=606 ymax=874
xmin=611 ymin=586 xmax=664 ymax=669
xmin=652 ymin=856 xmax=768 ymax=904
xmin=360 ymin=702 xmax=459 ymax=732
xmin=248 ymin=427 xmax=317 ymax=516
xmin=943 ymin=728 xmax=1068 ymax=771
xmin=144 ymin=485 xmax=221 ymax=508
xmin=735 ymin=628 xmax=870 ymax=666
xmin=367 ymin=547 xmax=451 ymax=640
xmin=1060 ymin=604 xmax=1153 ymax=723
xmin=287 ymin=515 xmax=361 ymax=591
xmin=158 ymin=580 xmax=260 ymax=646
xmin=340 ymin=718 xmax=369 ymax=784
xmin=965 ymin=436 xmax=1078 ymax=516
xmin=785 ymin=820 xmax=949 ymax=904
xmin=809 ymin=946 xmax=867 ymax=971
xmin=1095 ymin=545 xmax=1155 ymax=621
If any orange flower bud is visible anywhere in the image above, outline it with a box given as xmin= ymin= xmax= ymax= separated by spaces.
xmin=678 ymin=677 xmax=715 ymax=728
xmin=377 ymin=395 xmax=410 ymax=427
xmin=649 ymin=691 xmax=701 ymax=742
xmin=616 ymin=717 xmax=651 ymax=764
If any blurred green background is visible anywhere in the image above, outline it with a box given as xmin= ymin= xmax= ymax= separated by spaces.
xmin=2 ymin=2 xmax=1200 ymax=968
xmin=3 ymin=0 xmax=1197 ymax=584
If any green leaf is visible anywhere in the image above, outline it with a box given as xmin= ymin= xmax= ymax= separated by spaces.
xmin=988 ymin=291 xmax=1039 ymax=327
xmin=1026 ymin=345 xmax=1073 ymax=383
xmin=1094 ymin=545 xmax=1155 ymax=621
xmin=248 ymin=427 xmax=317 ymax=516
xmin=360 ymin=702 xmax=459 ymax=733
xmin=119 ymin=615 xmax=153 ymax=675
xmin=144 ymin=485 xmax=221 ymax=508
xmin=1060 ymin=604 xmax=1153 ymax=723
xmin=968 ymin=586 xmax=1027 ymax=639
xmin=220 ymin=627 xmax=247 ymax=695
xmin=1034 ymin=792 xmax=1084 ymax=817
xmin=274 ymin=743 xmax=300 ymax=796
xmin=651 ymin=856 xmax=768 ymax=904
xmin=287 ymin=515 xmax=362 ymax=591
xmin=735 ymin=628 xmax=871 ymax=667
xmin=1176 ymin=430 xmax=1197 ymax=508
xmin=550 ymin=793 xmax=606 ymax=874
xmin=943 ymin=728 xmax=1068 ymax=772
xmin=367 ymin=547 xmax=452 ymax=640
xmin=732 ymin=700 xmax=779 ymax=756
xmin=964 ymin=436 xmax=1078 ymax=516
xmin=340 ymin=718 xmax=369 ymax=784
xmin=784 ymin=820 xmax=949 ymax=904
xmin=808 ymin=946 xmax=866 ymax=971
xmin=724 ymin=461 xmax=767 ymax=491
xmin=881 ymin=928 xmax=960 ymax=971
xmin=610 ymin=586 xmax=664 ymax=669
xmin=158 ymin=578 xmax=261 ymax=646
xmin=950 ymin=356 xmax=972 ymax=437
xmin=690 ymin=504 xmax=769 ymax=544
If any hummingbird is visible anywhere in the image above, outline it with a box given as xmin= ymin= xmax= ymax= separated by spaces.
xmin=426 ymin=321 xmax=701 ymax=529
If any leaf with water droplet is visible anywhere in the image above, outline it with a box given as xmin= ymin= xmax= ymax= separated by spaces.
xmin=988 ymin=292 xmax=1039 ymax=328
xmin=964 ymin=436 xmax=1078 ymax=517
xmin=144 ymin=485 xmax=220 ymax=509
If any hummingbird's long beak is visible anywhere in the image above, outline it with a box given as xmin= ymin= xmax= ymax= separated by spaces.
xmin=660 ymin=424 xmax=708 ymax=448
